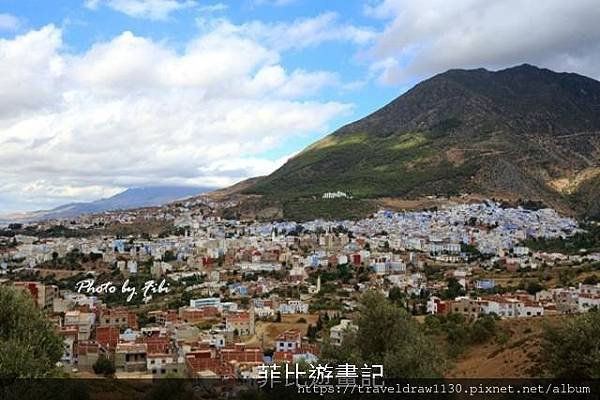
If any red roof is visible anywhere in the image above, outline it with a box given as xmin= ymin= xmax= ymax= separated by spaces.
xmin=95 ymin=326 xmax=120 ymax=350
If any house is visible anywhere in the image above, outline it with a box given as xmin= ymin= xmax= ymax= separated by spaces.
xmin=225 ymin=311 xmax=255 ymax=336
xmin=115 ymin=343 xmax=148 ymax=372
xmin=577 ymin=294 xmax=600 ymax=313
xmin=184 ymin=351 xmax=234 ymax=379
xmin=220 ymin=344 xmax=263 ymax=365
xmin=329 ymin=319 xmax=357 ymax=346
xmin=479 ymin=295 xmax=543 ymax=318
xmin=275 ymin=329 xmax=302 ymax=353
xmin=77 ymin=341 xmax=103 ymax=368
xmin=180 ymin=306 xmax=219 ymax=323
xmin=99 ymin=308 xmax=138 ymax=330
xmin=426 ymin=296 xmax=449 ymax=315
xmin=475 ymin=279 xmax=496 ymax=290
xmin=95 ymin=326 xmax=120 ymax=351
xmin=278 ymin=300 xmax=308 ymax=314
xmin=13 ymin=281 xmax=58 ymax=309
xmin=520 ymin=301 xmax=544 ymax=317
xmin=64 ymin=310 xmax=95 ymax=341
xmin=147 ymin=353 xmax=184 ymax=377
xmin=59 ymin=326 xmax=79 ymax=365
xmin=448 ymin=297 xmax=481 ymax=319
xmin=190 ymin=297 xmax=221 ymax=309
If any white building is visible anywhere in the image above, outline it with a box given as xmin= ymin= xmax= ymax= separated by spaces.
xmin=329 ymin=319 xmax=357 ymax=346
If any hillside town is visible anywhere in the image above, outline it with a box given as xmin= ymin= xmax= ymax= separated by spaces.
xmin=1 ymin=199 xmax=599 ymax=381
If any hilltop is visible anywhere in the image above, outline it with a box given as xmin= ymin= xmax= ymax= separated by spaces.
xmin=240 ymin=64 xmax=600 ymax=220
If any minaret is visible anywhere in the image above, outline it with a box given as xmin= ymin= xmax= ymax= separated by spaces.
xmin=316 ymin=275 xmax=321 ymax=293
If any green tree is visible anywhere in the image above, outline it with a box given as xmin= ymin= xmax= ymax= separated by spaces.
xmin=442 ymin=277 xmax=465 ymax=299
xmin=0 ymin=286 xmax=63 ymax=378
xmin=541 ymin=311 xmax=600 ymax=378
xmin=322 ymin=291 xmax=444 ymax=378
xmin=388 ymin=286 xmax=405 ymax=305
xmin=469 ymin=314 xmax=498 ymax=344
xmin=92 ymin=354 xmax=115 ymax=376
xmin=525 ymin=280 xmax=543 ymax=295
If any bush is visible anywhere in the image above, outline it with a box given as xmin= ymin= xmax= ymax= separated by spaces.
xmin=0 ymin=287 xmax=63 ymax=378
xmin=92 ymin=355 xmax=115 ymax=376
xmin=322 ymin=291 xmax=445 ymax=378
xmin=469 ymin=314 xmax=497 ymax=343
xmin=541 ymin=311 xmax=600 ymax=378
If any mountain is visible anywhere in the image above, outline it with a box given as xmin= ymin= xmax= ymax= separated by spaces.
xmin=243 ymin=64 xmax=600 ymax=219
xmin=2 ymin=186 xmax=210 ymax=222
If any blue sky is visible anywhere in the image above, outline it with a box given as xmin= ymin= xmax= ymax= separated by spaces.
xmin=2 ymin=0 xmax=402 ymax=143
xmin=1 ymin=0 xmax=599 ymax=213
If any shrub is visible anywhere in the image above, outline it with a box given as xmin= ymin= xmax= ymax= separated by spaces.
xmin=92 ymin=355 xmax=115 ymax=376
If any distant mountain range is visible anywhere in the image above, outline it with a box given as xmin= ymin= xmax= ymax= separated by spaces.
xmin=1 ymin=186 xmax=210 ymax=223
xmin=241 ymin=64 xmax=600 ymax=220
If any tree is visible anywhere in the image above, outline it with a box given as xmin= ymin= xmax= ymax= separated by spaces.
xmin=0 ymin=286 xmax=63 ymax=378
xmin=316 ymin=314 xmax=323 ymax=331
xmin=322 ymin=291 xmax=444 ymax=378
xmin=525 ymin=280 xmax=543 ymax=295
xmin=388 ymin=286 xmax=404 ymax=305
xmin=541 ymin=311 xmax=600 ymax=378
xmin=92 ymin=354 xmax=115 ymax=376
xmin=442 ymin=277 xmax=465 ymax=299
xmin=307 ymin=324 xmax=318 ymax=341
xmin=469 ymin=314 xmax=497 ymax=344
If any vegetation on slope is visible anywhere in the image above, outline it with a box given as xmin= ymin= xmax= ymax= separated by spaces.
xmin=524 ymin=222 xmax=600 ymax=254
xmin=322 ymin=291 xmax=445 ymax=378
xmin=243 ymin=65 xmax=600 ymax=219
xmin=0 ymin=286 xmax=63 ymax=378
xmin=541 ymin=310 xmax=600 ymax=378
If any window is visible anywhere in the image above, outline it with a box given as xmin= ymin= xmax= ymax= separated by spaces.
xmin=150 ymin=360 xmax=155 ymax=364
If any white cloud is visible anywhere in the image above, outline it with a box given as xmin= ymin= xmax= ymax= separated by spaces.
xmin=366 ymin=0 xmax=600 ymax=84
xmin=198 ymin=3 xmax=227 ymax=13
xmin=0 ymin=24 xmax=352 ymax=212
xmin=0 ymin=25 xmax=64 ymax=117
xmin=253 ymin=0 xmax=297 ymax=6
xmin=0 ymin=13 xmax=21 ymax=31
xmin=85 ymin=0 xmax=196 ymax=20
xmin=199 ymin=12 xmax=376 ymax=51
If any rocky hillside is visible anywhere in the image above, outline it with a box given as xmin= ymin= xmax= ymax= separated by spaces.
xmin=244 ymin=64 xmax=600 ymax=219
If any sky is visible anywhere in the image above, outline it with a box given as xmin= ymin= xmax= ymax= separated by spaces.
xmin=1 ymin=0 xmax=600 ymax=213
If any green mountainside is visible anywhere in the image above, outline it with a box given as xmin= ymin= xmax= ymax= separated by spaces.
xmin=243 ymin=64 xmax=600 ymax=220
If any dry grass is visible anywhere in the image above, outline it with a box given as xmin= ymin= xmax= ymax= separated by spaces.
xmin=448 ymin=315 xmax=567 ymax=378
